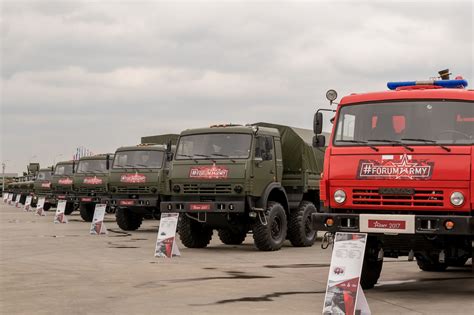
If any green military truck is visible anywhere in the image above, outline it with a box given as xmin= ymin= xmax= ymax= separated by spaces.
xmin=17 ymin=175 xmax=36 ymax=205
xmin=51 ymin=160 xmax=76 ymax=215
xmin=32 ymin=167 xmax=55 ymax=210
xmin=73 ymin=154 xmax=113 ymax=222
xmin=109 ymin=136 xmax=178 ymax=231
xmin=161 ymin=123 xmax=327 ymax=251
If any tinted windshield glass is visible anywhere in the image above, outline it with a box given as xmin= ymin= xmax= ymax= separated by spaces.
xmin=176 ymin=133 xmax=252 ymax=160
xmin=37 ymin=171 xmax=52 ymax=180
xmin=113 ymin=150 xmax=164 ymax=169
xmin=54 ymin=164 xmax=73 ymax=175
xmin=334 ymin=101 xmax=473 ymax=145
xmin=77 ymin=160 xmax=107 ymax=173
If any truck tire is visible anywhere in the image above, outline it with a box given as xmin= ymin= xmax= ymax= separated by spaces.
xmin=64 ymin=202 xmax=75 ymax=215
xmin=178 ymin=215 xmax=213 ymax=248
xmin=416 ymin=255 xmax=448 ymax=272
xmin=287 ymin=201 xmax=317 ymax=247
xmin=218 ymin=228 xmax=247 ymax=245
xmin=360 ymin=240 xmax=383 ymax=289
xmin=43 ymin=203 xmax=52 ymax=211
xmin=115 ymin=208 xmax=143 ymax=231
xmin=252 ymin=201 xmax=287 ymax=251
xmin=79 ymin=204 xmax=95 ymax=222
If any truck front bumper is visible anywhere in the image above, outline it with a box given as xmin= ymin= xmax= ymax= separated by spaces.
xmin=161 ymin=200 xmax=245 ymax=213
xmin=110 ymin=195 xmax=159 ymax=207
xmin=75 ymin=195 xmax=110 ymax=204
xmin=312 ymin=213 xmax=474 ymax=236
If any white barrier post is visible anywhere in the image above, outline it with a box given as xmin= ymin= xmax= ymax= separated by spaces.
xmin=24 ymin=195 xmax=33 ymax=212
xmin=35 ymin=197 xmax=46 ymax=216
xmin=322 ymin=232 xmax=371 ymax=315
xmin=90 ymin=204 xmax=108 ymax=235
xmin=54 ymin=200 xmax=68 ymax=224
xmin=155 ymin=213 xmax=180 ymax=258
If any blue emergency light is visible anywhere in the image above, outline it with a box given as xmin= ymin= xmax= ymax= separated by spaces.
xmin=387 ymin=79 xmax=468 ymax=90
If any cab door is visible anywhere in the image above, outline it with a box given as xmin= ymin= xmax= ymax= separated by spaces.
xmin=252 ymin=135 xmax=276 ymax=196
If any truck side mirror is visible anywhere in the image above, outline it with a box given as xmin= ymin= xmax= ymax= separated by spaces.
xmin=312 ymin=135 xmax=326 ymax=148
xmin=106 ymin=155 xmax=110 ymax=170
xmin=72 ymin=161 xmax=75 ymax=174
xmin=314 ymin=112 xmax=323 ymax=135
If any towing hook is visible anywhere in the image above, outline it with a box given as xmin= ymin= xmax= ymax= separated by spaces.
xmin=321 ymin=232 xmax=334 ymax=250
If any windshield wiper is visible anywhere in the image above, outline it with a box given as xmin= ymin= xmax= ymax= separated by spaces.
xmin=211 ymin=153 xmax=236 ymax=163
xmin=135 ymin=164 xmax=149 ymax=168
xmin=336 ymin=140 xmax=379 ymax=152
xmin=401 ymin=138 xmax=451 ymax=152
xmin=176 ymin=153 xmax=198 ymax=163
xmin=367 ymin=139 xmax=414 ymax=152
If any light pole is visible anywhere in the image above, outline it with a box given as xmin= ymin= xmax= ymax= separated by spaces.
xmin=1 ymin=161 xmax=8 ymax=194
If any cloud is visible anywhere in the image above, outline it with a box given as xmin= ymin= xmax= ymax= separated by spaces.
xmin=1 ymin=0 xmax=472 ymax=173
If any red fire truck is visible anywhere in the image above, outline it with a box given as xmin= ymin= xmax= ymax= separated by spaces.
xmin=312 ymin=72 xmax=473 ymax=289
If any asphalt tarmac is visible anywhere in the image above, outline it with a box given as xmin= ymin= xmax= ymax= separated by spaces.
xmin=1 ymin=202 xmax=473 ymax=314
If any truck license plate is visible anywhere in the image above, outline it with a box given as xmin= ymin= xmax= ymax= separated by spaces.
xmin=360 ymin=214 xmax=415 ymax=234
xmin=81 ymin=197 xmax=92 ymax=202
xmin=190 ymin=204 xmax=211 ymax=211
xmin=119 ymin=200 xmax=134 ymax=206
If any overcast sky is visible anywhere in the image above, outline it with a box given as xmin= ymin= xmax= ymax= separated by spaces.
xmin=1 ymin=0 xmax=472 ymax=174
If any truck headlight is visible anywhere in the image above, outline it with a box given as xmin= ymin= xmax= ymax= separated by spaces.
xmin=450 ymin=192 xmax=464 ymax=206
xmin=172 ymin=185 xmax=181 ymax=193
xmin=334 ymin=189 xmax=346 ymax=204
xmin=233 ymin=185 xmax=243 ymax=193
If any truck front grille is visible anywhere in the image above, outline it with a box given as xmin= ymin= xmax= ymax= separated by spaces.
xmin=183 ymin=184 xmax=232 ymax=194
xmin=77 ymin=187 xmax=106 ymax=194
xmin=115 ymin=186 xmax=152 ymax=194
xmin=352 ymin=189 xmax=444 ymax=207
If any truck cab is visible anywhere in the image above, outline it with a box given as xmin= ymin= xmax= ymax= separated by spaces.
xmin=161 ymin=123 xmax=326 ymax=251
xmin=51 ymin=160 xmax=76 ymax=214
xmin=312 ymin=76 xmax=473 ymax=289
xmin=73 ymin=154 xmax=113 ymax=222
xmin=33 ymin=167 xmax=55 ymax=210
xmin=109 ymin=144 xmax=174 ymax=230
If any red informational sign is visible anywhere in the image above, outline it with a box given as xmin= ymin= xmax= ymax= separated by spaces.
xmin=83 ymin=176 xmax=103 ymax=185
xmin=189 ymin=164 xmax=229 ymax=179
xmin=190 ymin=204 xmax=211 ymax=211
xmin=119 ymin=200 xmax=135 ymax=206
xmin=41 ymin=181 xmax=51 ymax=188
xmin=120 ymin=173 xmax=146 ymax=183
xmin=357 ymin=154 xmax=433 ymax=180
xmin=58 ymin=178 xmax=73 ymax=185
xmin=368 ymin=219 xmax=406 ymax=230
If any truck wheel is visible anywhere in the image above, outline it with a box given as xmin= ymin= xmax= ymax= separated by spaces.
xmin=287 ymin=201 xmax=317 ymax=247
xmin=43 ymin=203 xmax=52 ymax=211
xmin=79 ymin=204 xmax=95 ymax=222
xmin=178 ymin=215 xmax=213 ymax=248
xmin=416 ymin=255 xmax=448 ymax=272
xmin=115 ymin=208 xmax=143 ymax=231
xmin=252 ymin=201 xmax=287 ymax=251
xmin=360 ymin=241 xmax=383 ymax=289
xmin=218 ymin=228 xmax=247 ymax=245
xmin=64 ymin=203 xmax=75 ymax=215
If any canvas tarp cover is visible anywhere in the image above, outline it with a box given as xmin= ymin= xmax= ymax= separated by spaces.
xmin=141 ymin=134 xmax=179 ymax=145
xmin=254 ymin=122 xmax=327 ymax=174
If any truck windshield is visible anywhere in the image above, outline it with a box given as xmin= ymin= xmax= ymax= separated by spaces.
xmin=176 ymin=133 xmax=252 ymax=160
xmin=113 ymin=150 xmax=164 ymax=169
xmin=334 ymin=101 xmax=473 ymax=146
xmin=54 ymin=164 xmax=73 ymax=175
xmin=37 ymin=171 xmax=52 ymax=180
xmin=76 ymin=160 xmax=107 ymax=173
